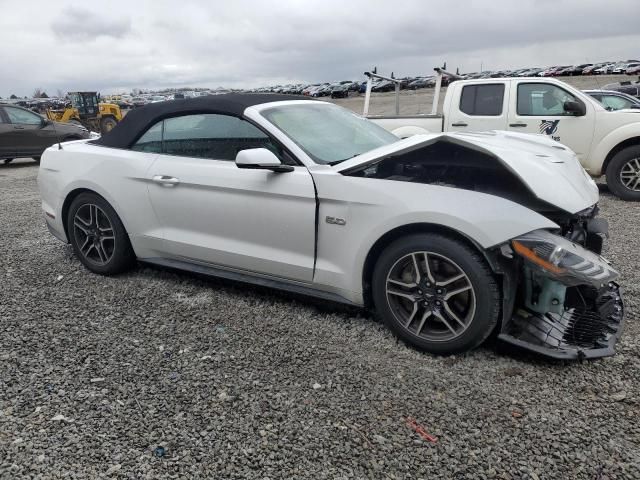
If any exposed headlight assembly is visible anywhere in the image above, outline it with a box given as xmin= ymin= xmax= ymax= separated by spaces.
xmin=511 ymin=230 xmax=618 ymax=287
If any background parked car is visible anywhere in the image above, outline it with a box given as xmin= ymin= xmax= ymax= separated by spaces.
xmin=407 ymin=77 xmax=431 ymax=89
xmin=601 ymin=80 xmax=640 ymax=98
xmin=624 ymin=63 xmax=640 ymax=75
xmin=131 ymin=97 xmax=147 ymax=108
xmin=562 ymin=64 xmax=593 ymax=76
xmin=0 ymin=103 xmax=90 ymax=164
xmin=330 ymin=84 xmax=349 ymax=98
xmin=594 ymin=63 xmax=615 ymax=74
xmin=583 ymin=89 xmax=640 ymax=110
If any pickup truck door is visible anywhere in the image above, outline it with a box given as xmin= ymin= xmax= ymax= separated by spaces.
xmin=144 ymin=113 xmax=317 ymax=283
xmin=445 ymin=81 xmax=509 ymax=131
xmin=506 ymin=81 xmax=595 ymax=160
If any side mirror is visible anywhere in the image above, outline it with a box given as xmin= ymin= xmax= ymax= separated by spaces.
xmin=235 ymin=148 xmax=294 ymax=173
xmin=563 ymin=100 xmax=586 ymax=116
xmin=40 ymin=117 xmax=51 ymax=127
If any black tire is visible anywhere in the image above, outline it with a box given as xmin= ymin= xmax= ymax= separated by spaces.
xmin=372 ymin=233 xmax=500 ymax=355
xmin=605 ymin=146 xmax=640 ymax=201
xmin=100 ymin=116 xmax=117 ymax=134
xmin=3 ymin=158 xmax=13 ymax=164
xmin=66 ymin=193 xmax=136 ymax=275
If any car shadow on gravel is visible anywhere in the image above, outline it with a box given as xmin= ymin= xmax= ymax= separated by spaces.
xmin=134 ymin=260 xmax=577 ymax=364
xmin=1 ymin=161 xmax=39 ymax=170
xmin=138 ymin=260 xmax=368 ymax=319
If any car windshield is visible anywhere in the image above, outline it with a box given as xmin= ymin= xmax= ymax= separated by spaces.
xmin=261 ymin=103 xmax=399 ymax=164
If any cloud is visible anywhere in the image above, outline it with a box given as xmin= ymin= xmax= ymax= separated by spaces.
xmin=0 ymin=0 xmax=638 ymax=97
xmin=50 ymin=7 xmax=131 ymax=41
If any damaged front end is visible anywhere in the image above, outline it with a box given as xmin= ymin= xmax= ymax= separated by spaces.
xmin=499 ymin=228 xmax=624 ymax=360
xmin=338 ymin=132 xmax=624 ymax=359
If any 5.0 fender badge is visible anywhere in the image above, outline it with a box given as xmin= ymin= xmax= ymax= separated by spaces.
xmin=326 ymin=216 xmax=346 ymax=226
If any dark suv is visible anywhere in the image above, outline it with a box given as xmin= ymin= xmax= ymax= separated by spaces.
xmin=0 ymin=104 xmax=91 ymax=164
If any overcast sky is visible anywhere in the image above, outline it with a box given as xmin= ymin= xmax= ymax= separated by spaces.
xmin=0 ymin=0 xmax=639 ymax=97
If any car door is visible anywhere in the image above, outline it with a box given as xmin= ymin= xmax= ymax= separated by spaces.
xmin=445 ymin=82 xmax=509 ymax=131
xmin=0 ymin=108 xmax=13 ymax=156
xmin=506 ymin=81 xmax=596 ymax=161
xmin=144 ymin=113 xmax=317 ymax=282
xmin=3 ymin=106 xmax=54 ymax=155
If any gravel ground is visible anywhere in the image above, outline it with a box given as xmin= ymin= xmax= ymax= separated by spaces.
xmin=0 ymin=153 xmax=639 ymax=478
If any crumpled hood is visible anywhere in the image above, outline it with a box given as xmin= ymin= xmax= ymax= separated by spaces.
xmin=335 ymin=130 xmax=599 ymax=214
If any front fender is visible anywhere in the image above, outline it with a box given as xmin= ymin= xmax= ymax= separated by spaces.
xmin=588 ymin=122 xmax=640 ymax=175
xmin=312 ymin=173 xmax=558 ymax=303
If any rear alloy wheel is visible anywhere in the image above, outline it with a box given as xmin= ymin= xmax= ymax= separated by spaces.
xmin=67 ymin=193 xmax=135 ymax=275
xmin=372 ymin=234 xmax=500 ymax=354
xmin=606 ymin=146 xmax=640 ymax=201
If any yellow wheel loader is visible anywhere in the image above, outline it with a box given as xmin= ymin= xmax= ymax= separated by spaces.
xmin=45 ymin=92 xmax=122 ymax=134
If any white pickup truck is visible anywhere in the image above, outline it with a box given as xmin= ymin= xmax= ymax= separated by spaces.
xmin=363 ymin=69 xmax=640 ymax=200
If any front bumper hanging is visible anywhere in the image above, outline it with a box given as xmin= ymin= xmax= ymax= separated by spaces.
xmin=499 ymin=282 xmax=624 ymax=360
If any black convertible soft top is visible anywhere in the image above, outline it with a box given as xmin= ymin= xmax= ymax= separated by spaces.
xmin=92 ymin=93 xmax=310 ymax=149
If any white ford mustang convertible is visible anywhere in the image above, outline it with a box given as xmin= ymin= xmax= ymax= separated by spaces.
xmin=37 ymin=94 xmax=624 ymax=359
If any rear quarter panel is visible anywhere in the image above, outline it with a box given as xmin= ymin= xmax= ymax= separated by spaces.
xmin=38 ymin=143 xmax=162 ymax=257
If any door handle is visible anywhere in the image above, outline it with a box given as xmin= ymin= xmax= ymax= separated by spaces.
xmin=451 ymin=122 xmax=468 ymax=127
xmin=152 ymin=175 xmax=180 ymax=186
xmin=13 ymin=126 xmax=25 ymax=130
xmin=509 ymin=123 xmax=528 ymax=127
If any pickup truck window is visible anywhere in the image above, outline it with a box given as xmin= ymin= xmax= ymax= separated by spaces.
xmin=517 ymin=83 xmax=579 ymax=116
xmin=459 ymin=84 xmax=505 ymax=116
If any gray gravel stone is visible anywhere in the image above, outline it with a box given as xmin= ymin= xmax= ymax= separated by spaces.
xmin=0 ymin=160 xmax=638 ymax=479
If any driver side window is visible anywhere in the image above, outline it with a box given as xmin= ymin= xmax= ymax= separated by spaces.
xmin=5 ymin=106 xmax=42 ymax=125
xmin=131 ymin=114 xmax=293 ymax=163
xmin=517 ymin=83 xmax=579 ymax=116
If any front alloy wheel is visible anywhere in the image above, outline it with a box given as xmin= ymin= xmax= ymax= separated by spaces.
xmin=372 ymin=234 xmax=500 ymax=354
xmin=385 ymin=251 xmax=476 ymax=342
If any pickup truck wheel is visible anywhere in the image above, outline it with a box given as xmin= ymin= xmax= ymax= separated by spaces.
xmin=372 ymin=233 xmax=500 ymax=355
xmin=606 ymin=146 xmax=640 ymax=201
xmin=66 ymin=193 xmax=136 ymax=275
